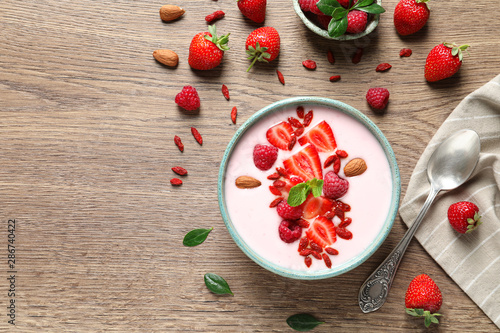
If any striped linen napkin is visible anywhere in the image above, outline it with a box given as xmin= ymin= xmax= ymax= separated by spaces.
xmin=399 ymin=74 xmax=500 ymax=328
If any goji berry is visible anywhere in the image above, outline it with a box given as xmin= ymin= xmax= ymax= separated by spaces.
xmin=298 ymin=237 xmax=309 ymax=251
xmin=231 ymin=106 xmax=237 ymax=124
xmin=325 ymin=247 xmax=339 ymax=255
xmin=299 ymin=249 xmax=312 ymax=257
xmin=288 ymin=135 xmax=297 ymax=151
xmin=304 ymin=256 xmax=312 ymax=267
xmin=339 ymin=217 xmax=352 ymax=228
xmin=267 ymin=172 xmax=280 ymax=180
xmin=376 ymin=63 xmax=392 ymax=72
xmin=352 ymin=48 xmax=363 ymax=64
xmin=221 ymin=84 xmax=230 ymax=100
xmin=327 ymin=49 xmax=335 ymax=64
xmin=171 ymin=166 xmax=188 ymax=176
xmin=333 ymin=158 xmax=341 ymax=173
xmin=324 ymin=154 xmax=337 ymax=168
xmin=335 ymin=200 xmax=351 ymax=212
xmin=329 ymin=75 xmax=341 ymax=82
xmin=294 ymin=127 xmax=304 ymax=137
xmin=310 ymin=242 xmax=323 ymax=253
xmin=311 ymin=251 xmax=322 ymax=260
xmin=288 ymin=117 xmax=303 ymax=128
xmin=324 ymin=211 xmax=336 ymax=219
xmin=336 ymin=149 xmax=348 ymax=158
xmin=269 ymin=197 xmax=284 ymax=208
xmin=269 ymin=185 xmax=281 ymax=196
xmin=205 ymin=10 xmax=225 ymax=23
xmin=322 ymin=253 xmax=332 ymax=268
xmin=296 ymin=106 xmax=305 ymax=118
xmin=400 ymin=48 xmax=412 ymax=57
xmin=303 ymin=110 xmax=313 ymax=127
xmin=191 ymin=127 xmax=203 ymax=145
xmin=302 ymin=59 xmax=317 ymax=70
xmin=296 ymin=218 xmax=310 ymax=228
xmin=336 ymin=227 xmax=353 ymax=240
xmin=273 ymin=180 xmax=286 ymax=188
xmin=276 ymin=167 xmax=289 ymax=178
xmin=170 ymin=178 xmax=183 ymax=186
xmin=174 ymin=135 xmax=184 ymax=152
xmin=276 ymin=70 xmax=285 ymax=85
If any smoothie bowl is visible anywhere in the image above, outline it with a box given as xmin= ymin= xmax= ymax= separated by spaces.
xmin=218 ymin=97 xmax=400 ymax=280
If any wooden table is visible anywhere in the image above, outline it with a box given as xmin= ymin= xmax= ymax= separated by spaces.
xmin=1 ymin=0 xmax=498 ymax=331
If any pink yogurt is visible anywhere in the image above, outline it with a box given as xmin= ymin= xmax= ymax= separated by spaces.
xmin=224 ymin=105 xmax=394 ymax=272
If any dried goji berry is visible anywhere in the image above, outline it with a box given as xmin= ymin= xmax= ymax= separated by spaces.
xmin=276 ymin=167 xmax=289 ymax=178
xmin=303 ymin=110 xmax=313 ymax=127
xmin=304 ymin=256 xmax=312 ymax=267
xmin=273 ymin=180 xmax=286 ymax=188
xmin=325 ymin=247 xmax=339 ymax=255
xmin=205 ymin=10 xmax=225 ymax=23
xmin=327 ymin=49 xmax=335 ymax=64
xmin=324 ymin=211 xmax=336 ymax=219
xmin=269 ymin=185 xmax=282 ymax=196
xmin=324 ymin=154 xmax=337 ymax=168
xmin=376 ymin=63 xmax=392 ymax=72
xmin=336 ymin=227 xmax=353 ymax=240
xmin=231 ymin=106 xmax=237 ymax=124
xmin=336 ymin=150 xmax=348 ymax=158
xmin=296 ymin=218 xmax=310 ymax=228
xmin=276 ymin=70 xmax=285 ymax=85
xmin=296 ymin=106 xmax=305 ymax=118
xmin=400 ymin=48 xmax=412 ymax=57
xmin=300 ymin=249 xmax=312 ymax=257
xmin=352 ymin=48 xmax=363 ymax=64
xmin=294 ymin=127 xmax=304 ymax=137
xmin=339 ymin=217 xmax=352 ymax=228
xmin=302 ymin=59 xmax=317 ymax=69
xmin=288 ymin=135 xmax=297 ymax=151
xmin=172 ymin=166 xmax=188 ymax=176
xmin=311 ymin=251 xmax=322 ymax=260
xmin=174 ymin=135 xmax=184 ymax=152
xmin=221 ymin=84 xmax=230 ymax=100
xmin=298 ymin=237 xmax=309 ymax=251
xmin=288 ymin=117 xmax=303 ymax=128
xmin=333 ymin=158 xmax=341 ymax=173
xmin=310 ymin=242 xmax=323 ymax=253
xmin=267 ymin=172 xmax=280 ymax=180
xmin=170 ymin=178 xmax=183 ymax=186
xmin=329 ymin=75 xmax=341 ymax=82
xmin=335 ymin=200 xmax=351 ymax=212
xmin=334 ymin=207 xmax=345 ymax=220
xmin=322 ymin=253 xmax=332 ymax=268
xmin=191 ymin=127 xmax=203 ymax=145
xmin=269 ymin=197 xmax=284 ymax=208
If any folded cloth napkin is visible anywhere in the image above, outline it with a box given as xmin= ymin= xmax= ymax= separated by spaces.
xmin=399 ymin=74 xmax=500 ymax=328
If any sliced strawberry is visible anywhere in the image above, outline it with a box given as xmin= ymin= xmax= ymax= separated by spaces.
xmin=266 ymin=121 xmax=295 ymax=150
xmin=298 ymin=120 xmax=337 ymax=152
xmin=283 ymin=145 xmax=323 ymax=180
xmin=302 ymin=193 xmax=334 ymax=219
xmin=306 ymin=216 xmax=337 ymax=248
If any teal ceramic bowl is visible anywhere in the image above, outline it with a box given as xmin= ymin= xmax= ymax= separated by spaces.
xmin=218 ymin=97 xmax=400 ymax=280
xmin=292 ymin=0 xmax=381 ymax=41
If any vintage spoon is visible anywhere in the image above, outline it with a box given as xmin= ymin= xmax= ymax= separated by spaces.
xmin=359 ymin=129 xmax=480 ymax=313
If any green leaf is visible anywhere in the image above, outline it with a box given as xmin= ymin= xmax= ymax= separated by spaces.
xmin=309 ymin=179 xmax=324 ymax=197
xmin=328 ymin=15 xmax=348 ymax=38
xmin=415 ymin=308 xmax=425 ymax=316
xmin=204 ymin=273 xmax=233 ymax=295
xmin=332 ymin=7 xmax=348 ymax=20
xmin=424 ymin=316 xmax=431 ymax=328
xmin=353 ymin=0 xmax=374 ymax=8
xmin=183 ymin=228 xmax=213 ymax=247
xmin=288 ymin=183 xmax=310 ymax=207
xmin=317 ymin=0 xmax=341 ymax=16
xmin=287 ymin=314 xmax=324 ymax=331
xmin=356 ymin=3 xmax=386 ymax=14
xmin=430 ymin=316 xmax=440 ymax=324
xmin=451 ymin=47 xmax=459 ymax=56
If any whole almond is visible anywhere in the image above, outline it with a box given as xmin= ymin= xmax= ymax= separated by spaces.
xmin=159 ymin=5 xmax=185 ymax=22
xmin=344 ymin=158 xmax=367 ymax=177
xmin=235 ymin=176 xmax=261 ymax=189
xmin=153 ymin=49 xmax=179 ymax=67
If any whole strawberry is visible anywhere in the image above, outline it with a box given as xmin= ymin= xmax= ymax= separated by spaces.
xmin=425 ymin=43 xmax=470 ymax=82
xmin=405 ymin=274 xmax=442 ymax=327
xmin=238 ymin=0 xmax=266 ymax=23
xmin=447 ymin=201 xmax=482 ymax=234
xmin=188 ymin=25 xmax=230 ymax=70
xmin=394 ymin=0 xmax=430 ymax=36
xmin=245 ymin=27 xmax=280 ymax=72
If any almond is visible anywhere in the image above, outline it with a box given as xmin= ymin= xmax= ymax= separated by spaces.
xmin=235 ymin=176 xmax=261 ymax=189
xmin=153 ymin=49 xmax=179 ymax=67
xmin=159 ymin=5 xmax=185 ymax=22
xmin=344 ymin=158 xmax=367 ymax=177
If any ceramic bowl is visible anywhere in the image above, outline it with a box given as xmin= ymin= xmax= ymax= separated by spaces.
xmin=292 ymin=0 xmax=381 ymax=41
xmin=218 ymin=97 xmax=400 ymax=280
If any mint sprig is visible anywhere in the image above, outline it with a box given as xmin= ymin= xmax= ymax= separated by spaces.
xmin=317 ymin=0 xmax=386 ymax=38
xmin=287 ymin=178 xmax=324 ymax=207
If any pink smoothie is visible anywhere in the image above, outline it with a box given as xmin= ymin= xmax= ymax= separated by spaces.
xmin=224 ymin=105 xmax=393 ymax=272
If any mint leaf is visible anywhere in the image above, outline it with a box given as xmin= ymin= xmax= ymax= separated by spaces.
xmin=309 ymin=179 xmax=324 ymax=197
xmin=328 ymin=15 xmax=348 ymax=38
xmin=332 ymin=7 xmax=348 ymax=20
xmin=356 ymin=3 xmax=385 ymax=14
xmin=204 ymin=273 xmax=233 ymax=295
xmin=286 ymin=313 xmax=324 ymax=331
xmin=353 ymin=0 xmax=374 ymax=8
xmin=288 ymin=183 xmax=310 ymax=207
xmin=183 ymin=228 xmax=213 ymax=247
xmin=317 ymin=0 xmax=342 ymax=16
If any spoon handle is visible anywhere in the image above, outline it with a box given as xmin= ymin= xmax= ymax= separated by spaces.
xmin=358 ymin=186 xmax=440 ymax=313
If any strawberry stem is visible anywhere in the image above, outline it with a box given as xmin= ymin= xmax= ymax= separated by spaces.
xmin=246 ymin=42 xmax=271 ymax=72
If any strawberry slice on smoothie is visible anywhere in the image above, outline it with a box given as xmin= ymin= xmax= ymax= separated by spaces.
xmin=266 ymin=121 xmax=296 ymax=150
xmin=306 ymin=216 xmax=337 ymax=248
xmin=283 ymin=145 xmax=323 ymax=180
xmin=298 ymin=120 xmax=337 ymax=152
xmin=302 ymin=194 xmax=334 ymax=219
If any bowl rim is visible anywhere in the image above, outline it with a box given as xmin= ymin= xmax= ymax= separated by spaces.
xmin=292 ymin=0 xmax=381 ymax=41
xmin=217 ymin=97 xmax=401 ymax=280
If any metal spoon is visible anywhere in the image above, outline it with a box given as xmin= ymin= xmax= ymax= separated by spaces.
xmin=358 ymin=129 xmax=481 ymax=313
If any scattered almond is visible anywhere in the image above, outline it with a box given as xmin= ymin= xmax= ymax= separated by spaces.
xmin=159 ymin=5 xmax=185 ymax=22
xmin=344 ymin=158 xmax=367 ymax=177
xmin=235 ymin=176 xmax=261 ymax=189
xmin=153 ymin=49 xmax=179 ymax=67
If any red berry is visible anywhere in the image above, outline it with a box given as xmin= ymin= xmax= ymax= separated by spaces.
xmin=323 ymin=171 xmax=349 ymax=200
xmin=174 ymin=135 xmax=184 ymax=152
xmin=400 ymin=48 xmax=412 ymax=57
xmin=175 ymin=86 xmax=200 ymax=111
xmin=170 ymin=178 xmax=183 ymax=186
xmin=447 ymin=201 xmax=482 ymax=234
xmin=171 ymin=166 xmax=188 ymax=176
xmin=231 ymin=106 xmax=237 ymax=124
xmin=191 ymin=127 xmax=203 ymax=145
xmin=329 ymin=75 xmax=341 ymax=82
xmin=238 ymin=0 xmax=267 ymax=23
xmin=302 ymin=59 xmax=317 ymax=70
xmin=335 ymin=227 xmax=353 ymax=240
xmin=337 ymin=0 xmax=358 ymax=8
xmin=278 ymin=220 xmax=302 ymax=243
xmin=205 ymin=10 xmax=225 ymax=23
xmin=253 ymin=144 xmax=278 ymax=171
xmin=276 ymin=70 xmax=285 ymax=85
xmin=276 ymin=200 xmax=303 ymax=220
xmin=366 ymin=87 xmax=390 ymax=111
xmin=327 ymin=49 xmax=335 ymax=64
xmin=188 ymin=25 xmax=229 ymax=70
xmin=245 ymin=27 xmax=280 ymax=71
xmin=298 ymin=0 xmax=322 ymax=14
xmin=266 ymin=121 xmax=294 ymax=150
xmin=346 ymin=10 xmax=368 ymax=34
xmin=376 ymin=63 xmax=392 ymax=72
xmin=425 ymin=43 xmax=470 ymax=82
xmin=221 ymin=84 xmax=230 ymax=100
xmin=394 ymin=0 xmax=430 ymax=36
xmin=405 ymin=274 xmax=442 ymax=327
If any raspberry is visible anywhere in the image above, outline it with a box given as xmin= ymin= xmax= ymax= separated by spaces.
xmin=278 ymin=220 xmax=302 ymax=243
xmin=346 ymin=10 xmax=367 ymax=34
xmin=298 ymin=0 xmax=322 ymax=14
xmin=253 ymin=144 xmax=278 ymax=171
xmin=366 ymin=87 xmax=390 ymax=111
xmin=323 ymin=171 xmax=349 ymax=199
xmin=317 ymin=14 xmax=332 ymax=30
xmin=276 ymin=200 xmax=303 ymax=220
xmin=337 ymin=0 xmax=358 ymax=8
xmin=175 ymin=86 xmax=200 ymax=111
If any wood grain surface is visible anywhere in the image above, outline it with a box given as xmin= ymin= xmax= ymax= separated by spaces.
xmin=1 ymin=0 xmax=499 ymax=332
